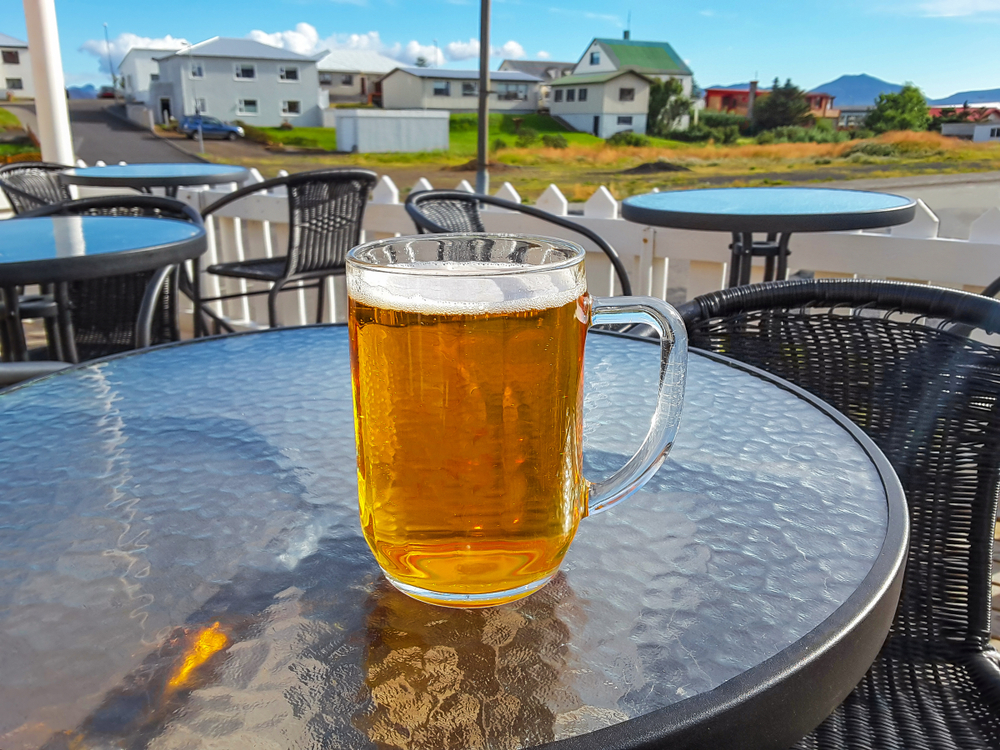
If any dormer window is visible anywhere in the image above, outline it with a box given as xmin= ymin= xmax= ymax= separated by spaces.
xmin=590 ymin=51 xmax=600 ymax=65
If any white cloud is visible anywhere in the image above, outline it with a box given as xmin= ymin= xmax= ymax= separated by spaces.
xmin=493 ymin=40 xmax=526 ymax=59
xmin=918 ymin=0 xmax=1000 ymax=14
xmin=80 ymin=32 xmax=188 ymax=74
xmin=247 ymin=23 xmax=321 ymax=55
xmin=446 ymin=38 xmax=480 ymax=61
xmin=537 ymin=50 xmax=551 ymax=59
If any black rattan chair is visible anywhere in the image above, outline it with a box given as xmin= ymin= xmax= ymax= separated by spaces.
xmin=677 ymin=279 xmax=1000 ymax=749
xmin=18 ymin=195 xmax=203 ymax=362
xmin=0 ymin=161 xmax=73 ymax=358
xmin=199 ymin=168 xmax=378 ymax=329
xmin=404 ymin=189 xmax=633 ymax=296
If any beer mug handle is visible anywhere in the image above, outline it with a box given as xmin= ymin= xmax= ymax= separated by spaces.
xmin=586 ymin=296 xmax=688 ymax=515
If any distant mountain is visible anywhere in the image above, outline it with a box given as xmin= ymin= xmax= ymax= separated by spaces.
xmin=929 ymin=89 xmax=1000 ymax=106
xmin=809 ymin=74 xmax=902 ymax=107
xmin=67 ymin=85 xmax=97 ymax=100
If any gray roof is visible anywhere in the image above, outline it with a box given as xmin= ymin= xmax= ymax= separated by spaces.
xmin=317 ymin=49 xmax=400 ymax=74
xmin=155 ymin=37 xmax=316 ymax=62
xmin=499 ymin=60 xmax=575 ymax=81
xmin=0 ymin=33 xmax=28 ymax=48
xmin=390 ymin=67 xmax=542 ymax=82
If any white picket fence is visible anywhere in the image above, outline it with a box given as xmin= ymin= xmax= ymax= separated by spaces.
xmin=7 ymin=160 xmax=1000 ymax=329
xmin=174 ymin=170 xmax=1000 ymax=330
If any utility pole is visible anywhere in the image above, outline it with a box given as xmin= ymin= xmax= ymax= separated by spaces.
xmin=475 ymin=0 xmax=491 ymax=195
xmin=23 ymin=0 xmax=74 ymax=164
xmin=103 ymin=23 xmax=115 ymax=92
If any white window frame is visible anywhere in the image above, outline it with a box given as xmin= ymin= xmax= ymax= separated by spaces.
xmin=432 ymin=80 xmax=450 ymax=97
xmin=281 ymin=99 xmax=302 ymax=115
xmin=190 ymin=62 xmax=204 ymax=79
xmin=461 ymin=81 xmax=478 ymax=97
xmin=237 ymin=98 xmax=259 ymax=115
xmin=319 ymin=72 xmax=333 ymax=85
xmin=2 ymin=50 xmax=20 ymax=65
xmin=617 ymin=115 xmax=633 ymax=125
xmin=234 ymin=63 xmax=256 ymax=80
xmin=279 ymin=66 xmax=299 ymax=82
xmin=554 ymin=88 xmax=563 ymax=103
xmin=578 ymin=88 xmax=587 ymax=102
xmin=150 ymin=73 xmax=159 ymax=82
xmin=619 ymin=87 xmax=635 ymax=102
xmin=194 ymin=97 xmax=207 ymax=114
xmin=5 ymin=78 xmax=23 ymax=90
xmin=341 ymin=74 xmax=353 ymax=86
xmin=590 ymin=51 xmax=600 ymax=65
xmin=566 ymin=88 xmax=575 ymax=103
xmin=496 ymin=82 xmax=528 ymax=101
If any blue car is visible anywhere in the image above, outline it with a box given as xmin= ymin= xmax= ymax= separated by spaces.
xmin=178 ymin=115 xmax=245 ymax=141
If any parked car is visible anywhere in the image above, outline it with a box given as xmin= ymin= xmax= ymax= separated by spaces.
xmin=97 ymin=86 xmax=116 ymax=99
xmin=178 ymin=116 xmax=245 ymax=141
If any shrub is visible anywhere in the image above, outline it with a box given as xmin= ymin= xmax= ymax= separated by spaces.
xmin=515 ymin=127 xmax=539 ymax=147
xmin=541 ymin=133 xmax=568 ymax=149
xmin=700 ymin=111 xmax=748 ymax=130
xmin=492 ymin=137 xmax=508 ymax=150
xmin=233 ymin=120 xmax=272 ymax=145
xmin=607 ymin=130 xmax=651 ymax=147
xmin=843 ymin=141 xmax=899 ymax=157
xmin=278 ymin=120 xmax=294 ymax=130
xmin=754 ymin=126 xmax=848 ymax=145
xmin=450 ymin=113 xmax=479 ymax=132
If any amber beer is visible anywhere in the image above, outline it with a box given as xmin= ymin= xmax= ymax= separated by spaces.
xmin=349 ymin=262 xmax=590 ymax=606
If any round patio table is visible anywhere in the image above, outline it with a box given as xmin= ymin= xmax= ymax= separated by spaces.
xmin=59 ymin=163 xmax=250 ymax=198
xmin=622 ymin=187 xmax=917 ymax=287
xmin=0 ymin=326 xmax=907 ymax=750
xmin=0 ymin=215 xmax=206 ymax=362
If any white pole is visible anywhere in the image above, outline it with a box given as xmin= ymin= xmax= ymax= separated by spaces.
xmin=22 ymin=0 xmax=75 ymax=165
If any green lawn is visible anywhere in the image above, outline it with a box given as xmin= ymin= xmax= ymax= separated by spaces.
xmin=0 ymin=107 xmax=23 ymax=129
xmin=259 ymin=126 xmax=340 ymax=151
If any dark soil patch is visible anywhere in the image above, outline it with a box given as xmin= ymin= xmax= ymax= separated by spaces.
xmin=622 ymin=161 xmax=692 ymax=174
xmin=446 ymin=159 xmax=519 ymax=172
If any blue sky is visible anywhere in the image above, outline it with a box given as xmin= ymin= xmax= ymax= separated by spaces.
xmin=6 ymin=0 xmax=1000 ymax=98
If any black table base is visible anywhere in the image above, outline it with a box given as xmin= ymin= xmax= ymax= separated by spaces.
xmin=727 ymin=232 xmax=792 ymax=288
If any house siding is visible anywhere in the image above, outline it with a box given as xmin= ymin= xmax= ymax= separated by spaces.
xmin=120 ymin=50 xmax=162 ymax=105
xmin=381 ymin=70 xmax=539 ymax=113
xmin=1 ymin=44 xmax=33 ymax=99
xmin=573 ymin=41 xmax=617 ymax=75
xmin=550 ymin=72 xmax=649 ymax=137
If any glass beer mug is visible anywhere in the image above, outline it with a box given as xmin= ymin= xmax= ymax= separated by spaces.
xmin=347 ymin=234 xmax=687 ymax=607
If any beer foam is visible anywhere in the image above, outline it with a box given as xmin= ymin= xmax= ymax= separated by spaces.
xmin=348 ymin=261 xmax=587 ymax=315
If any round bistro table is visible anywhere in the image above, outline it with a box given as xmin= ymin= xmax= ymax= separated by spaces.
xmin=621 ymin=187 xmax=917 ymax=288
xmin=59 ymin=163 xmax=250 ymax=198
xmin=0 ymin=215 xmax=206 ymax=362
xmin=0 ymin=327 xmax=907 ymax=750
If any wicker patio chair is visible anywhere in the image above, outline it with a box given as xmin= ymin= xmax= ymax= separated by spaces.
xmin=18 ymin=195 xmax=203 ymax=362
xmin=0 ymin=161 xmax=74 ymax=358
xmin=199 ymin=168 xmax=378 ymax=329
xmin=404 ymin=189 xmax=633 ymax=296
xmin=677 ymin=279 xmax=1000 ymax=749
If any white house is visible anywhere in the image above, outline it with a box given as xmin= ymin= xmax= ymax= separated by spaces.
xmin=151 ymin=37 xmax=322 ymax=127
xmin=0 ymin=33 xmax=33 ymax=99
xmin=118 ymin=47 xmax=171 ymax=105
xmin=498 ymin=59 xmax=575 ymax=108
xmin=573 ymin=36 xmax=693 ymax=95
xmin=942 ymin=121 xmax=1000 ymax=142
xmin=317 ymin=49 xmax=399 ymax=105
xmin=549 ymin=69 xmax=652 ymax=138
xmin=380 ymin=68 xmax=542 ymax=114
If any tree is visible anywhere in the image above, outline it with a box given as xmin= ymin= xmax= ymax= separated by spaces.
xmin=864 ymin=84 xmax=930 ymax=133
xmin=414 ymin=56 xmax=430 ymax=68
xmin=647 ymin=78 xmax=692 ymax=135
xmin=753 ymin=78 xmax=811 ymax=131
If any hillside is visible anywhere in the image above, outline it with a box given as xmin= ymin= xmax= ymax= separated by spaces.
xmin=929 ymin=88 xmax=1000 ymax=106
xmin=809 ymin=74 xmax=902 ymax=107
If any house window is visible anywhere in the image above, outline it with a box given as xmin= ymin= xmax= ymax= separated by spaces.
xmin=578 ymin=88 xmax=587 ymax=102
xmin=566 ymin=89 xmax=575 ymax=102
xmin=617 ymin=116 xmax=633 ymax=125
xmin=341 ymin=74 xmax=353 ymax=86
xmin=991 ymin=127 xmax=1000 ymax=138
xmin=279 ymin=66 xmax=299 ymax=81
xmin=590 ymin=51 xmax=600 ymax=65
xmin=319 ymin=72 xmax=333 ymax=85
xmin=150 ymin=73 xmax=159 ymax=82
xmin=2 ymin=51 xmax=19 ymax=65
xmin=125 ymin=74 xmax=133 ymax=89
xmin=433 ymin=81 xmax=450 ymax=96
xmin=554 ymin=89 xmax=563 ymax=102
xmin=281 ymin=100 xmax=301 ymax=115
xmin=194 ymin=97 xmax=207 ymax=113
xmin=462 ymin=81 xmax=478 ymax=96
xmin=237 ymin=98 xmax=258 ymax=114
xmin=5 ymin=78 xmax=23 ymax=90
xmin=619 ymin=88 xmax=635 ymax=102
xmin=235 ymin=64 xmax=256 ymax=79
xmin=190 ymin=63 xmax=204 ymax=79
xmin=496 ymin=82 xmax=528 ymax=100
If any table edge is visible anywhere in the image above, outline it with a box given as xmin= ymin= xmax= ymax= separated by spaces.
xmin=58 ymin=166 xmax=250 ymax=188
xmin=0 ymin=325 xmax=910 ymax=750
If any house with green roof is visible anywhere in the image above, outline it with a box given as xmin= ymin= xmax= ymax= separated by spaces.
xmin=573 ymin=36 xmax=693 ymax=93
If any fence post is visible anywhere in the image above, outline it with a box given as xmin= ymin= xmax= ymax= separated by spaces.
xmin=535 ymin=184 xmax=568 ymax=216
xmin=583 ymin=186 xmax=618 ymax=219
xmin=890 ymin=199 xmax=939 ymax=239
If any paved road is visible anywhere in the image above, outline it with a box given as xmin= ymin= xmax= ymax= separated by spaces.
xmin=3 ymin=99 xmax=201 ymax=165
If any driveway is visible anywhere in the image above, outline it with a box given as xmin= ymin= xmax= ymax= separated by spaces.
xmin=3 ymin=99 xmax=202 ymax=165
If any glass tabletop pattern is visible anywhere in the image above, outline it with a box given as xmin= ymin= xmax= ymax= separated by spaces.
xmin=61 ymin=163 xmax=249 ymax=183
xmin=623 ymin=187 xmax=914 ymax=217
xmin=0 ymin=216 xmax=203 ymax=264
xmin=0 ymin=327 xmax=888 ymax=749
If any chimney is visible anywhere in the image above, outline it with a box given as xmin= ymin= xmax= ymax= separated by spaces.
xmin=623 ymin=30 xmax=630 ymax=40
xmin=747 ymin=80 xmax=758 ymax=120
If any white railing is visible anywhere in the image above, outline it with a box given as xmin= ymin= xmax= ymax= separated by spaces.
xmin=176 ymin=173 xmax=1000 ymax=330
xmin=5 ymin=162 xmax=1000 ymax=329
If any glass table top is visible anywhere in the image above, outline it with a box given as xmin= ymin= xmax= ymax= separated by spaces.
xmin=0 ymin=327 xmax=890 ymax=749
xmin=0 ymin=216 xmax=203 ymax=265
xmin=61 ymin=163 xmax=249 ymax=184
xmin=623 ymin=187 xmax=914 ymax=217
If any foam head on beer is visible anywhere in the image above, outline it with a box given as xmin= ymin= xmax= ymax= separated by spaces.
xmin=348 ymin=234 xmax=591 ymax=606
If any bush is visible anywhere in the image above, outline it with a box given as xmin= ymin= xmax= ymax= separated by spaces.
xmin=664 ymin=123 xmax=738 ymax=144
xmin=607 ymin=130 xmax=651 ymax=147
xmin=843 ymin=141 xmax=899 ymax=157
xmin=278 ymin=120 xmax=294 ymax=130
xmin=515 ymin=127 xmax=539 ymax=147
xmin=233 ymin=120 xmax=272 ymax=145
xmin=541 ymin=133 xmax=568 ymax=149
xmin=492 ymin=137 xmax=508 ymax=150
xmin=699 ymin=111 xmax=748 ymax=130
xmin=754 ymin=126 xmax=848 ymax=145
xmin=450 ymin=113 xmax=479 ymax=132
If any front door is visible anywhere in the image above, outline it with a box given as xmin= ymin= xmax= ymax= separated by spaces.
xmin=360 ymin=77 xmax=367 ymax=95
xmin=160 ymin=97 xmax=172 ymax=123
xmin=593 ymin=116 xmax=600 ymax=137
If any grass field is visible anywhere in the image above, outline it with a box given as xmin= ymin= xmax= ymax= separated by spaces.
xmin=0 ymin=107 xmax=23 ymax=129
xmin=203 ymin=124 xmax=1000 ymax=202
